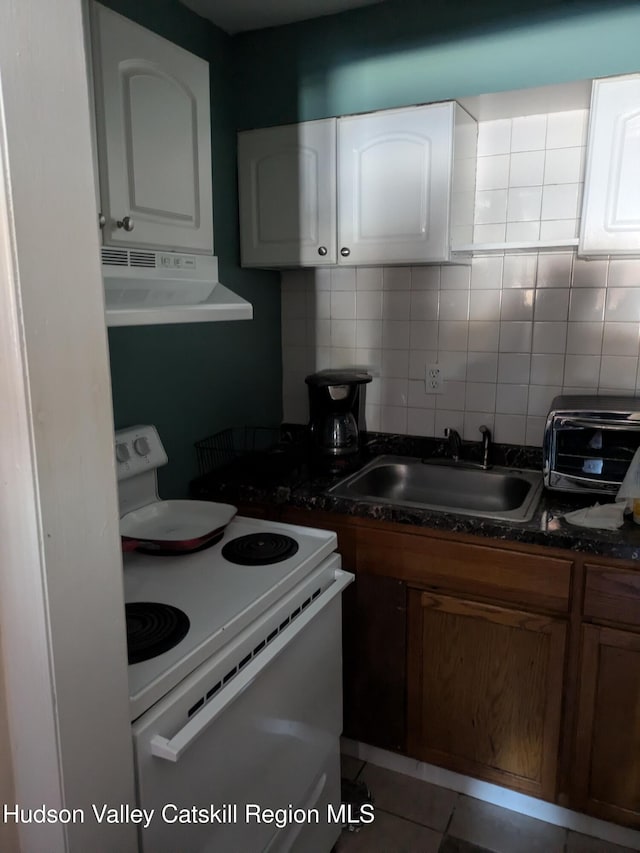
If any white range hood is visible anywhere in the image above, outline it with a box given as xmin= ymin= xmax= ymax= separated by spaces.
xmin=103 ymin=248 xmax=253 ymax=327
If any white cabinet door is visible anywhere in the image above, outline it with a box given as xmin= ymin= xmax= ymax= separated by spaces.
xmin=91 ymin=3 xmax=213 ymax=254
xmin=337 ymin=104 xmax=455 ymax=265
xmin=238 ymin=119 xmax=337 ymax=267
xmin=580 ymin=74 xmax=640 ymax=256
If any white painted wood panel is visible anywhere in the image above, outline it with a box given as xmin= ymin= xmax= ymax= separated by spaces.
xmin=580 ymin=74 xmax=640 ymax=256
xmin=337 ymin=103 xmax=455 ymax=264
xmin=91 ymin=2 xmax=213 ymax=253
xmin=238 ymin=119 xmax=337 ymax=266
xmin=0 ymin=0 xmax=136 ymax=849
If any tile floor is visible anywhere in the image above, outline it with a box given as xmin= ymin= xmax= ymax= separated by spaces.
xmin=336 ymin=757 xmax=639 ymax=853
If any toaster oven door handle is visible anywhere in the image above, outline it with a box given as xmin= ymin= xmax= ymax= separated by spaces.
xmin=149 ymin=569 xmax=354 ymax=763
xmin=557 ymin=417 xmax=640 ymax=430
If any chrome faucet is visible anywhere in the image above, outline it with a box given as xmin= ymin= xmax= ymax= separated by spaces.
xmin=479 ymin=424 xmax=492 ymax=470
xmin=443 ymin=427 xmax=462 ymax=462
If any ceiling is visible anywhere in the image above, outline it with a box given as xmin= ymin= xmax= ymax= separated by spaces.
xmin=179 ymin=0 xmax=387 ymax=34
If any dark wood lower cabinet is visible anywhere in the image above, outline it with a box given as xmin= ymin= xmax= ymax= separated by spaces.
xmin=407 ymin=590 xmax=567 ymax=800
xmin=342 ymin=572 xmax=407 ymax=752
xmin=234 ymin=506 xmax=640 ymax=830
xmin=573 ymin=624 xmax=640 ymax=828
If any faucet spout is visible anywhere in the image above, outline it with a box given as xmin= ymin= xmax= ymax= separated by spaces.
xmin=443 ymin=427 xmax=462 ymax=462
xmin=479 ymin=424 xmax=492 ymax=470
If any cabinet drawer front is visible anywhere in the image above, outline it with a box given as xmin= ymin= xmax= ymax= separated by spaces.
xmin=584 ymin=564 xmax=640 ymax=628
xmin=357 ymin=528 xmax=571 ymax=612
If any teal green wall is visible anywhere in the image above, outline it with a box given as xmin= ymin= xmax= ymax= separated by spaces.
xmin=102 ymin=0 xmax=281 ymax=497
xmin=235 ymin=0 xmax=640 ymax=128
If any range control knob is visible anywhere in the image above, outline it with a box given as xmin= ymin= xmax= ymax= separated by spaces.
xmin=115 ymin=443 xmax=130 ymax=463
xmin=133 ymin=437 xmax=151 ymax=456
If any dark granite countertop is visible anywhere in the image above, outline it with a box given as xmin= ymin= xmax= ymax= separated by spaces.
xmin=190 ymin=431 xmax=640 ymax=562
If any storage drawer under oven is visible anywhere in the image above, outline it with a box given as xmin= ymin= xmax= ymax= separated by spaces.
xmin=544 ymin=406 xmax=640 ymax=494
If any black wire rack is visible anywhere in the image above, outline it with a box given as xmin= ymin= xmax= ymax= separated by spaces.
xmin=194 ymin=426 xmax=301 ymax=477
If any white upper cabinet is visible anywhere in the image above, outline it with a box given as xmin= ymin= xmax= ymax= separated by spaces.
xmin=237 ymin=103 xmax=476 ymax=267
xmin=91 ymin=3 xmax=214 ymax=254
xmin=238 ymin=119 xmax=337 ymax=266
xmin=580 ymin=74 xmax=640 ymax=256
xmin=338 ymin=103 xmax=475 ymax=265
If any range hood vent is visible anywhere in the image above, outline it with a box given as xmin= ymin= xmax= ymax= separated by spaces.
xmin=102 ymin=248 xmax=252 ymax=327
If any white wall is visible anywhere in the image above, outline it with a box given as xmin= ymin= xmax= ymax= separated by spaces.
xmin=0 ymin=0 xmax=136 ymax=850
xmin=0 ymin=636 xmax=18 ymax=853
xmin=281 ymin=109 xmax=640 ymax=445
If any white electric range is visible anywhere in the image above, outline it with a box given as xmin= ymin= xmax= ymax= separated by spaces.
xmin=116 ymin=425 xmax=353 ymax=853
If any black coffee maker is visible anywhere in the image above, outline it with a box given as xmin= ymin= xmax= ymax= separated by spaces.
xmin=305 ymin=369 xmax=372 ymax=462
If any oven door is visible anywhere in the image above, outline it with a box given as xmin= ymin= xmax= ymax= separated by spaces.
xmin=132 ymin=559 xmax=352 ymax=853
xmin=546 ymin=416 xmax=640 ymax=493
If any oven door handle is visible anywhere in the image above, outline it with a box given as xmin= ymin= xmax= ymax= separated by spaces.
xmin=150 ymin=568 xmax=354 ymax=763
xmin=558 ymin=417 xmax=640 ymax=430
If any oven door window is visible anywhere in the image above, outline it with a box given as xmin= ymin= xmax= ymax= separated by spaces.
xmin=555 ymin=425 xmax=640 ymax=483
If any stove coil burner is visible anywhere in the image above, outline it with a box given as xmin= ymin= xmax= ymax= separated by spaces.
xmin=222 ymin=532 xmax=299 ymax=566
xmin=126 ymin=602 xmax=190 ymax=665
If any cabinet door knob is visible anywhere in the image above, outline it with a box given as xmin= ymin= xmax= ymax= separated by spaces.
xmin=318 ymin=246 xmax=328 ymax=256
xmin=98 ymin=213 xmax=106 ymax=229
xmin=340 ymin=247 xmax=350 ymax=257
xmin=116 ymin=215 xmax=134 ymax=232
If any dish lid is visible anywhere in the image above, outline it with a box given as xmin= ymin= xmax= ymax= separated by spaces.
xmin=120 ymin=500 xmax=237 ymax=543
xmin=305 ymin=369 xmax=372 ymax=387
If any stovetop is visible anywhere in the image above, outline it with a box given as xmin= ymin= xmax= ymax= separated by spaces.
xmin=123 ymin=515 xmax=337 ymax=720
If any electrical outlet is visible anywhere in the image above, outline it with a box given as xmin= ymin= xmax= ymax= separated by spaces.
xmin=425 ymin=363 xmax=444 ymax=393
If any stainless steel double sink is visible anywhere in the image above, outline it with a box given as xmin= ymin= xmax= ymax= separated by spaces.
xmin=328 ymin=455 xmax=543 ymax=522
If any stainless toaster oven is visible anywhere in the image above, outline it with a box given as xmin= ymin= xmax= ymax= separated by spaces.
xmin=543 ymin=395 xmax=640 ymax=495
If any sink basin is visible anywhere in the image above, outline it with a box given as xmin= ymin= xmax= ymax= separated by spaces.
xmin=328 ymin=455 xmax=543 ymax=522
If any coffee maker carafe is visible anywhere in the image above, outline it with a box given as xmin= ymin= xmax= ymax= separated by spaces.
xmin=305 ymin=370 xmax=372 ymax=460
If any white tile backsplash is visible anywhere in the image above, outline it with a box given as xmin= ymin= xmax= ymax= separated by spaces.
xmin=501 ymin=288 xmax=534 ymax=321
xmin=534 ymin=288 xmax=570 ymax=321
xmin=605 ymin=289 xmax=640 ymax=322
xmin=476 ymin=154 xmax=510 ymax=191
xmin=439 ymin=290 xmax=469 ymax=321
xmin=506 ymin=221 xmax=540 ymax=242
xmin=330 ymin=267 xmax=356 ymax=290
xmin=469 ymin=289 xmax=501 ymax=321
xmin=356 ymin=290 xmax=383 ymax=320
xmin=471 ymin=256 xmax=503 ymax=289
xmin=410 ymin=290 xmax=439 ymax=320
xmin=440 ymin=265 xmax=471 ymax=290
xmin=545 ymin=109 xmax=588 ymax=149
xmin=355 ymin=319 xmax=382 ymax=349
xmin=509 ymin=151 xmax=545 ymax=187
xmin=468 ymin=321 xmax=500 ymax=351
xmin=477 ymin=119 xmax=511 ymax=156
xmin=541 ymin=183 xmax=582 ymax=221
xmin=330 ymin=290 xmax=356 ymax=319
xmin=565 ymin=322 xmax=603 ymax=355
xmin=569 ymin=288 xmax=605 ymax=322
xmin=356 ymin=267 xmax=383 ymax=290
xmin=511 ymin=114 xmax=547 ymax=152
xmin=503 ymin=253 xmax=537 ymax=288
xmin=499 ymin=321 xmax=532 ymax=353
xmin=280 ymin=107 xmax=640 ymax=445
xmin=602 ymin=322 xmax=639 ymax=356
xmin=608 ymin=259 xmax=640 ymax=288
xmin=543 ymin=147 xmax=584 ymax=185
xmin=382 ymin=320 xmax=411 ymax=349
xmin=507 ymin=186 xmax=543 ymax=222
xmin=383 ymin=267 xmax=411 ymax=290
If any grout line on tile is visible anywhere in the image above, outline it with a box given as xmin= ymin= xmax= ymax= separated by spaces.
xmin=443 ymin=792 xmax=460 ymax=836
